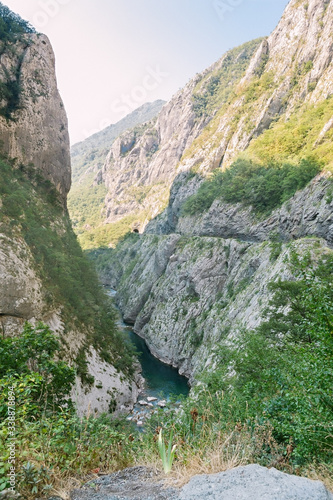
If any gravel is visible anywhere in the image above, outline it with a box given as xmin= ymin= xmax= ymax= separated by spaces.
xmin=69 ymin=464 xmax=333 ymax=500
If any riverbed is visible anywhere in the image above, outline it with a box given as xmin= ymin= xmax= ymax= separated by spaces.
xmin=107 ymin=289 xmax=189 ymax=424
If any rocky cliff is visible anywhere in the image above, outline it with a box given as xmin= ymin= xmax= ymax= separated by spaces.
xmin=92 ymin=0 xmax=333 ymax=385
xmin=89 ymin=0 xmax=333 ymax=248
xmin=103 ymin=174 xmax=332 ymax=382
xmin=0 ymin=13 xmax=138 ymax=415
xmin=0 ymin=32 xmax=70 ymax=204
xmin=91 ymin=39 xmax=262 ymax=240
xmin=68 ymin=100 xmax=165 ymax=249
xmin=175 ymin=0 xmax=333 ymax=175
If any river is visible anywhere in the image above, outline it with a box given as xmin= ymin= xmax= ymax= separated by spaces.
xmin=107 ymin=289 xmax=189 ymax=423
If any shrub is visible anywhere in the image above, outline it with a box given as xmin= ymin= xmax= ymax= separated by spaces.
xmin=182 ymin=157 xmax=321 ymax=217
xmin=192 ymin=39 xmax=262 ymax=119
xmin=0 ymin=154 xmax=135 ymax=377
xmin=0 ymin=322 xmax=75 ymax=420
xmin=247 ymin=96 xmax=333 ymax=168
xmin=199 ymin=251 xmax=333 ymax=465
xmin=0 ymin=3 xmax=35 ymax=41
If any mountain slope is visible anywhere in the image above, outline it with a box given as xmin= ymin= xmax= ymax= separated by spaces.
xmin=81 ymin=0 xmax=333 ymax=248
xmin=68 ymin=101 xmax=165 ymax=248
xmin=91 ymin=40 xmax=261 ymax=241
xmin=71 ymin=100 xmax=165 ymax=183
xmin=0 ymin=8 xmax=138 ymax=415
xmin=91 ymin=0 xmax=333 ymax=385
xmin=175 ymin=0 xmax=333 ymax=175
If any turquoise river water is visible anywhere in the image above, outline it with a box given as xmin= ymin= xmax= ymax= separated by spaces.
xmin=107 ymin=289 xmax=190 ymax=402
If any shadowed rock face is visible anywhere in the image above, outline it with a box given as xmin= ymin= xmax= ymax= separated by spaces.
xmin=97 ymin=0 xmax=333 ymax=385
xmin=0 ymin=33 xmax=70 ymax=334
xmin=0 ymin=31 xmax=139 ymax=416
xmin=0 ymin=33 xmax=71 ymax=204
xmin=92 ymin=0 xmax=333 ymax=237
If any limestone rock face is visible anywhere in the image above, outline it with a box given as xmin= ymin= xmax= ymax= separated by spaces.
xmin=0 ymin=234 xmax=44 ymax=336
xmin=105 ymin=232 xmax=328 ymax=383
xmin=90 ymin=0 xmax=333 ymax=246
xmin=180 ymin=0 xmax=333 ymax=173
xmin=0 ymin=32 xmax=138 ymax=415
xmin=96 ymin=0 xmax=333 ymax=386
xmin=95 ymin=41 xmax=260 ymax=231
xmin=104 ymin=170 xmax=333 ymax=383
xmin=0 ymin=34 xmax=70 ymax=204
xmin=96 ymin=78 xmax=206 ymax=227
xmin=147 ymin=173 xmax=333 ymax=248
xmin=73 ymin=347 xmax=141 ymax=418
xmin=0 ymin=227 xmax=139 ymax=416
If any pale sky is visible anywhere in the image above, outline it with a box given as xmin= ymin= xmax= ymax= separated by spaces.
xmin=4 ymin=0 xmax=289 ymax=145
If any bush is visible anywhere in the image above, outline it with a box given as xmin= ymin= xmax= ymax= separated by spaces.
xmin=182 ymin=157 xmax=321 ymax=217
xmin=192 ymin=39 xmax=263 ymax=119
xmin=0 ymin=3 xmax=35 ymax=42
xmin=247 ymin=96 xmax=333 ymax=169
xmin=199 ymin=251 xmax=333 ymax=465
xmin=0 ymin=323 xmax=75 ymax=420
xmin=0 ymin=322 xmax=135 ymax=497
xmin=0 ymin=154 xmax=135 ymax=377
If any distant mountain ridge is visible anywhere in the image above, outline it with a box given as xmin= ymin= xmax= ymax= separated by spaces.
xmin=90 ymin=0 xmax=333 ymax=383
xmin=71 ymin=100 xmax=165 ymax=183
xmin=68 ymin=100 xmax=165 ymax=247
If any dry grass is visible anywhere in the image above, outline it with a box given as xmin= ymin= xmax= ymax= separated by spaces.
xmin=169 ymin=430 xmax=250 ymax=487
xmin=304 ymin=463 xmax=333 ymax=493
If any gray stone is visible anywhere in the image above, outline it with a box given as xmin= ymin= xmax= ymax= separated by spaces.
xmin=0 ymin=34 xmax=70 ymax=204
xmin=0 ymin=31 xmax=139 ymax=416
xmin=69 ymin=466 xmax=179 ymax=500
xmin=68 ymin=465 xmax=333 ymax=500
xmin=0 ymin=490 xmax=21 ymax=499
xmin=180 ymin=465 xmax=333 ymax=500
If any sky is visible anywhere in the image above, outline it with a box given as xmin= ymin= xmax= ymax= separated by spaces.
xmin=4 ymin=0 xmax=289 ymax=145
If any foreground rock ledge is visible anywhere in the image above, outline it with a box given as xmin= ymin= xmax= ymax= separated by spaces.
xmin=69 ymin=464 xmax=333 ymax=500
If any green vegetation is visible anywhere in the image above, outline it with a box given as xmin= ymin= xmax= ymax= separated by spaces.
xmin=183 ymin=46 xmax=279 ymax=165
xmin=192 ymin=39 xmax=263 ymax=119
xmin=1 ymin=249 xmax=332 ymax=496
xmin=136 ymin=248 xmax=332 ymax=482
xmin=0 ymin=76 xmax=22 ymax=120
xmin=0 ymin=4 xmax=36 ymax=120
xmin=0 ymin=153 xmax=135 ymax=376
xmin=0 ymin=323 xmax=75 ymax=417
xmin=157 ymin=429 xmax=177 ymax=474
xmin=84 ymin=233 xmax=139 ymax=282
xmin=78 ymin=213 xmax=145 ymax=250
xmin=0 ymin=323 xmax=133 ymax=497
xmin=68 ymin=171 xmax=108 ymax=234
xmin=182 ymin=157 xmax=320 ymax=217
xmin=199 ymin=250 xmax=333 ymax=465
xmin=243 ymin=71 xmax=275 ymax=103
xmin=68 ymin=102 xmax=165 ymax=250
xmin=247 ymin=96 xmax=333 ymax=169
xmin=68 ymin=169 xmax=139 ymax=251
xmin=69 ymin=173 xmax=169 ymax=250
xmin=0 ymin=3 xmax=35 ymax=42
